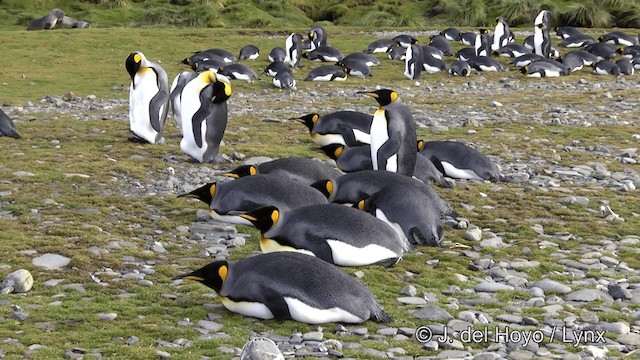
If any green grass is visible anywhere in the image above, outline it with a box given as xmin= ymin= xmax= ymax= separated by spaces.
xmin=0 ymin=27 xmax=639 ymax=359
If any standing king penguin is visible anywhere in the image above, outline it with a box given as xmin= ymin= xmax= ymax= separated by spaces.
xmin=172 ymin=252 xmax=392 ymax=324
xmin=492 ymin=16 xmax=511 ymax=51
xmin=179 ymin=69 xmax=232 ymax=163
xmin=534 ymin=10 xmax=552 ymax=58
xmin=285 ymin=33 xmax=303 ymax=68
xmin=359 ymin=89 xmax=417 ymax=176
xmin=125 ymin=51 xmax=170 ymax=144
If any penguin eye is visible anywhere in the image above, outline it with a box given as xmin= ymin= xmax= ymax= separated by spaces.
xmin=210 ymin=184 xmax=216 ymax=198
xmin=271 ymin=210 xmax=279 ymax=224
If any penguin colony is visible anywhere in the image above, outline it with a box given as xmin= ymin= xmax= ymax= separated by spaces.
xmin=119 ymin=15 xmax=639 ymax=325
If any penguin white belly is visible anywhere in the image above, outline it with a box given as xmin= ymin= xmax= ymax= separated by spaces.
xmin=544 ymin=70 xmax=561 ymax=77
xmin=424 ymin=64 xmax=443 ymax=74
xmin=386 ymin=154 xmax=398 ymax=172
xmin=525 ymin=72 xmax=543 ymax=78
xmin=179 ymin=84 xmax=207 ymax=162
xmin=594 ymin=68 xmax=609 ymax=75
xmin=533 ymin=32 xmax=544 ymax=55
xmin=247 ymin=53 xmax=259 ymax=60
xmin=352 ymin=129 xmax=370 ymax=144
xmin=323 ymin=56 xmax=340 ymax=62
xmin=333 ymin=75 xmax=347 ymax=81
xmin=403 ymin=46 xmax=415 ymax=79
xmin=207 ymin=210 xmax=252 ymax=225
xmin=372 ymin=47 xmax=388 ymax=53
xmin=220 ymin=297 xmax=274 ymax=319
xmin=478 ymin=65 xmax=498 ymax=72
xmin=284 ymin=297 xmax=364 ymax=324
xmin=260 ymin=237 xmax=315 ymax=257
xmin=441 ymin=161 xmax=483 ymax=180
xmin=375 ymin=209 xmax=406 ymax=241
xmin=311 ymin=133 xmax=346 ymax=146
xmin=618 ymin=39 xmax=633 ymax=47
xmin=326 ymin=240 xmax=398 ymax=266
xmin=130 ymin=69 xmax=160 ymax=143
xmin=310 ymin=74 xmax=335 ymax=82
xmin=232 ymin=71 xmax=253 ymax=83
xmin=369 ymin=109 xmax=389 ymax=171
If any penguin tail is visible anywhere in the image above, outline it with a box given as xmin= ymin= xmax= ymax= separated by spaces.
xmin=409 ymin=227 xmax=441 ymax=247
xmin=373 ymin=308 xmax=393 ymax=324
xmin=437 ymin=176 xmax=452 ymax=188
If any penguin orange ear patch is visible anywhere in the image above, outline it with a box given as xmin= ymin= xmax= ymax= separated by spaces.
xmin=218 ymin=265 xmax=228 ymax=283
xmin=334 ymin=146 xmax=344 ymax=158
xmin=390 ymin=92 xmax=398 ymax=102
xmin=357 ymin=200 xmax=366 ymax=210
xmin=312 ymin=114 xmax=319 ymax=124
xmin=271 ymin=209 xmax=279 ymax=224
xmin=223 ymin=82 xmax=232 ymax=96
xmin=134 ymin=53 xmax=142 ymax=63
xmin=417 ymin=140 xmax=424 ymax=151
xmin=325 ymin=180 xmax=333 ymax=195
xmin=209 ymin=184 xmax=216 ymax=198
xmin=249 ymin=166 xmax=257 ymax=175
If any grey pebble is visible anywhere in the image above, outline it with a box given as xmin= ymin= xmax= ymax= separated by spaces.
xmin=412 ymin=305 xmax=453 ymax=321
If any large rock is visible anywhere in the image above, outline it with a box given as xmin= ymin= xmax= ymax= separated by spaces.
xmin=240 ymin=337 xmax=284 ymax=360
xmin=412 ymin=305 xmax=453 ymax=321
xmin=1 ymin=269 xmax=34 ymax=294
xmin=529 ymin=279 xmax=571 ymax=294
xmin=32 ymin=253 xmax=71 ymax=269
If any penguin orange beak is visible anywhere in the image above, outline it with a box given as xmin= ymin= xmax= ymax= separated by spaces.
xmin=172 ymin=273 xmax=204 ymax=281
xmin=239 ymin=214 xmax=257 ymax=221
xmin=222 ymin=173 xmax=239 ymax=178
xmin=357 ymin=91 xmax=378 ymax=98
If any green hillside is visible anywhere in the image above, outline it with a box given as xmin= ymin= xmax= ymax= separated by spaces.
xmin=0 ymin=0 xmax=639 ymax=30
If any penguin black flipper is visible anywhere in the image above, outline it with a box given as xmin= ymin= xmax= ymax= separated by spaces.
xmin=336 ymin=123 xmax=366 ymax=147
xmin=0 ymin=109 xmax=20 ymax=139
xmin=191 ymin=84 xmax=215 ymax=148
xmin=148 ymin=68 xmax=170 ymax=135
xmin=270 ymin=234 xmax=334 ymax=265
xmin=375 ymin=135 xmax=400 ymax=171
xmin=258 ymin=288 xmax=293 ymax=320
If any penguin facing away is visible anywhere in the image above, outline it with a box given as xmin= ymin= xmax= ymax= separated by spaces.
xmin=418 ymin=140 xmax=502 ymax=181
xmin=178 ymin=70 xmax=231 ymax=163
xmin=169 ymin=70 xmax=198 ymax=133
xmin=272 ymin=70 xmax=297 ymax=90
xmin=125 ymin=51 xmax=170 ymax=144
xmin=269 ymin=47 xmax=286 ymax=62
xmin=492 ymin=16 xmax=511 ymax=51
xmin=404 ymin=44 xmax=423 ymax=79
xmin=285 ymin=33 xmax=303 ymax=67
xmin=0 ymin=108 xmax=20 ymax=139
xmin=239 ymin=204 xmax=409 ymax=267
xmin=309 ymin=25 xmax=328 ymax=50
xmin=319 ymin=144 xmax=373 ymax=173
xmin=358 ymin=186 xmax=443 ymax=247
xmin=239 ymin=45 xmax=260 ymax=60
xmin=359 ymin=89 xmax=417 ymax=176
xmin=223 ymin=157 xmax=342 ymax=185
xmin=173 ymin=252 xmax=392 ymax=324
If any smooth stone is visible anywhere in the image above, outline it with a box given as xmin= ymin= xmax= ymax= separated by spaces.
xmin=412 ymin=305 xmax=453 ymax=321
xmin=396 ymin=296 xmax=427 ymax=305
xmin=239 ymin=338 xmax=283 ymax=360
xmin=616 ymin=333 xmax=640 ymax=346
xmin=600 ymin=322 xmax=630 ymax=335
xmin=479 ymin=237 xmax=507 ymax=249
xmin=399 ymin=285 xmax=417 ymax=297
xmin=463 ymin=228 xmax=482 ymax=242
xmin=156 ymin=350 xmax=171 ymax=359
xmin=474 ymin=282 xmax=514 ymax=292
xmin=11 ymin=311 xmax=29 ymax=321
xmin=32 ymin=253 xmax=71 ymax=269
xmin=302 ymin=331 xmax=323 ymax=342
xmin=97 ymin=313 xmax=117 ymax=321
xmin=437 ymin=350 xmax=472 ymax=359
xmin=496 ymin=314 xmax=522 ymax=324
xmin=530 ymin=279 xmax=572 ymax=294
xmin=566 ymin=289 xmax=607 ymax=302
xmin=124 ymin=336 xmax=139 ymax=345
xmin=197 ymin=320 xmax=223 ymax=332
xmin=1 ymin=269 xmax=34 ymax=294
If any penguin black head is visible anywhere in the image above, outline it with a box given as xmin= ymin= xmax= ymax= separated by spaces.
xmin=125 ymin=52 xmax=142 ymax=82
xmin=239 ymin=206 xmax=280 ymax=233
xmin=292 ymin=113 xmax=319 ymax=132
xmin=358 ymin=89 xmax=399 ymax=107
xmin=310 ymin=179 xmax=334 ymax=199
xmin=172 ymin=260 xmax=228 ymax=293
xmin=520 ymin=66 xmax=528 ymax=74
xmin=177 ymin=182 xmax=216 ymax=205
xmin=318 ymin=144 xmax=343 ymax=160
xmin=223 ymin=165 xmax=257 ymax=179
xmin=212 ymin=77 xmax=232 ymax=104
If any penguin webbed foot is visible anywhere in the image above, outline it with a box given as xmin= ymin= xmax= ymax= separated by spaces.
xmin=127 ymin=134 xmax=150 ymax=144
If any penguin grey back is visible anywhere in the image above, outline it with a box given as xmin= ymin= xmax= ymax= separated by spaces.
xmin=0 ymin=109 xmax=20 ymax=139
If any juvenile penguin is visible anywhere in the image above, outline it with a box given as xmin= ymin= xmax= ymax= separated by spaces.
xmin=169 ymin=70 xmax=198 ymax=133
xmin=172 ymin=252 xmax=392 ymax=324
xmin=448 ymin=59 xmax=471 ymax=76
xmin=360 ymin=89 xmax=416 ymax=176
xmin=558 ymin=34 xmax=596 ymax=48
xmin=459 ymin=31 xmax=477 ymax=46
xmin=422 ymin=51 xmax=448 ymax=74
xmin=224 ymin=157 xmax=341 ymax=185
xmin=555 ymin=26 xmax=584 ymax=39
xmin=239 ymin=45 xmax=260 ymax=60
xmin=418 ymin=140 xmax=502 ymax=181
xmin=269 ymin=47 xmax=286 ymax=62
xmin=414 ymin=154 xmax=450 ymax=187
xmin=178 ymin=70 xmax=231 ymax=163
xmin=294 ymin=111 xmax=372 ymax=146
xmin=285 ymin=33 xmax=303 ymax=67
xmin=240 ymin=204 xmax=408 ymax=267
xmin=393 ymin=34 xmax=419 ymax=48
xmin=304 ymin=65 xmax=347 ymax=81
xmin=560 ymin=52 xmax=585 ymax=72
xmin=183 ymin=49 xmax=236 ymax=65
xmin=125 ymin=51 xmax=170 ymax=144
xmin=584 ymin=43 xmax=619 ymax=61
xmin=0 ymin=108 xmax=20 ymax=139
xmin=492 ymin=16 xmax=512 ymax=51
xmin=217 ymin=64 xmax=260 ymax=83
xmin=511 ymin=53 xmax=544 ymax=67
xmin=272 ymin=71 xmax=297 ymax=90
xmin=456 ymin=47 xmax=477 ymax=61
xmin=358 ymin=186 xmax=443 ymax=247
xmin=563 ymin=50 xmax=598 ymax=66
xmin=319 ymin=144 xmax=373 ymax=173
xmin=534 ymin=10 xmax=552 ymax=58
xmin=178 ymin=174 xmax=328 ymax=224
xmin=365 ymin=39 xmax=396 ymax=53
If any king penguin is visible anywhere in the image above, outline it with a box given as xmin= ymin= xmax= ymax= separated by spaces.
xmin=239 ymin=204 xmax=409 ymax=267
xmin=125 ymin=51 xmax=170 ymax=144
xmin=177 ymin=174 xmax=328 ymax=225
xmin=418 ymin=140 xmax=502 ymax=181
xmin=169 ymin=70 xmax=197 ymax=133
xmin=319 ymin=144 xmax=373 ymax=173
xmin=0 ymin=108 xmax=20 ymax=139
xmin=309 ymin=25 xmax=328 ymax=50
xmin=293 ymin=111 xmax=372 ymax=147
xmin=404 ymin=44 xmax=423 ymax=79
xmin=492 ymin=16 xmax=512 ymax=51
xmin=358 ymin=185 xmax=443 ymax=247
xmin=172 ymin=252 xmax=392 ymax=324
xmin=285 ymin=33 xmax=303 ymax=68
xmin=223 ymin=157 xmax=342 ymax=185
xmin=534 ymin=10 xmax=552 ymax=58
xmin=359 ymin=89 xmax=417 ymax=176
xmin=178 ymin=70 xmax=231 ymax=163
